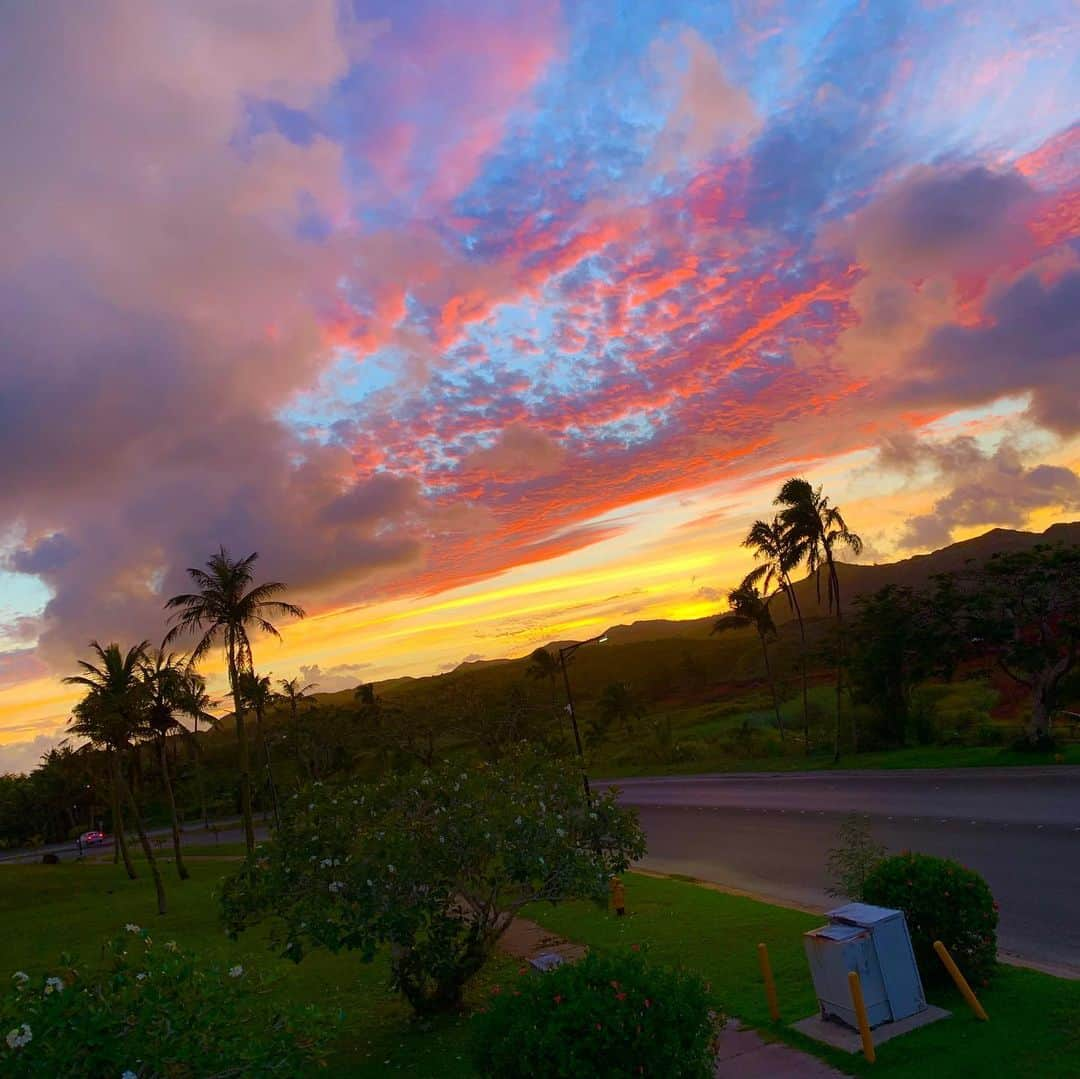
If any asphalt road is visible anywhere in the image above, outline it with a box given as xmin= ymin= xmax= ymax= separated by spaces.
xmin=610 ymin=768 xmax=1080 ymax=976
xmin=0 ymin=816 xmax=270 ymax=865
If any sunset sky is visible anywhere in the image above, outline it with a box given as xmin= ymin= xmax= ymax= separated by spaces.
xmin=1 ymin=1 xmax=1078 ymax=772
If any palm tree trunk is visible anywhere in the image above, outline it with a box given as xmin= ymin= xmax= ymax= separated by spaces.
xmin=759 ymin=632 xmax=785 ymax=742
xmin=829 ymin=556 xmax=845 ymax=764
xmin=116 ymin=759 xmax=167 ymax=915
xmin=786 ymin=579 xmax=811 ymax=753
xmin=108 ymin=748 xmax=137 ymax=879
xmin=229 ymin=647 xmax=256 ymax=856
xmin=254 ymin=705 xmax=280 ymax=829
xmin=157 ymin=735 xmax=189 ymax=881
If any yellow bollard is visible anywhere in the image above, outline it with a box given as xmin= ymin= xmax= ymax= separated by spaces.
xmin=757 ymin=942 xmax=780 ymax=1021
xmin=847 ymin=971 xmax=876 ymax=1063
xmin=933 ymin=941 xmax=989 ymax=1021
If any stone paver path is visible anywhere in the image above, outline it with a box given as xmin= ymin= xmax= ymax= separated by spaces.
xmin=500 ymin=919 xmax=846 ymax=1079
xmin=714 ymin=1019 xmax=845 ymax=1078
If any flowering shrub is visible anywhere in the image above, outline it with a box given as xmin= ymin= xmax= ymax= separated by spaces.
xmin=471 ymin=950 xmax=721 ymax=1078
xmin=0 ymin=928 xmax=326 ymax=1077
xmin=862 ymin=851 xmax=998 ymax=987
xmin=222 ymin=749 xmax=646 ymax=1015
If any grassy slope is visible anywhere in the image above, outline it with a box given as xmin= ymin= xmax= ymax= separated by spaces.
xmin=0 ymin=861 xmax=514 ymax=1077
xmin=526 ymin=874 xmax=1080 ymax=1079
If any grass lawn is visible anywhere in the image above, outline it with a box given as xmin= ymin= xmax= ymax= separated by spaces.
xmin=3 ymin=862 xmax=1078 ymax=1077
xmin=525 ymin=873 xmax=1080 ymax=1078
xmin=0 ymin=859 xmax=515 ymax=1077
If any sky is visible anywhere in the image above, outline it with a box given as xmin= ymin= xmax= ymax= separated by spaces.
xmin=1 ymin=0 xmax=1078 ymax=773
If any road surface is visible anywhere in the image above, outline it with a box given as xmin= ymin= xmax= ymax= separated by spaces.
xmin=610 ymin=767 xmax=1080 ymax=976
xmin=0 ymin=816 xmax=270 ymax=865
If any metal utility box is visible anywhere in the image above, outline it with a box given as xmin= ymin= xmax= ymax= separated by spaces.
xmin=804 ymin=903 xmax=926 ymax=1030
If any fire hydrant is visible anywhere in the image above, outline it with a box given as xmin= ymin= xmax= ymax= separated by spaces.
xmin=610 ymin=876 xmax=626 ymax=917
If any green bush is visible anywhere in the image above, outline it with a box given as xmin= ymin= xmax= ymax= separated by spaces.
xmin=222 ymin=750 xmax=645 ymax=1015
xmin=862 ymin=852 xmax=998 ymax=988
xmin=472 ymin=950 xmax=721 ymax=1078
xmin=0 ymin=927 xmax=326 ymax=1077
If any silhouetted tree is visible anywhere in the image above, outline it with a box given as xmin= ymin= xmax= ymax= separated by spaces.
xmin=238 ymin=671 xmax=280 ymax=826
xmin=714 ymin=582 xmax=785 ymax=741
xmin=526 ymin=647 xmax=561 ymax=713
xmin=965 ymin=544 xmax=1080 ymax=742
xmin=279 ymin=676 xmax=318 ymax=780
xmin=65 ymin=641 xmax=168 ymax=914
xmin=776 ymin=479 xmax=862 ymax=758
xmin=141 ymin=647 xmax=193 ymax=880
xmin=743 ymin=516 xmax=810 ymax=748
xmin=165 ymin=548 xmax=305 ymax=855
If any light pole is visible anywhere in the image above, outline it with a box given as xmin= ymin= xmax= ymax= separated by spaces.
xmin=557 ymin=634 xmax=608 ymax=799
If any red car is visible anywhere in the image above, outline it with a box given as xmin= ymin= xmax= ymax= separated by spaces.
xmin=79 ymin=831 xmax=107 ymax=847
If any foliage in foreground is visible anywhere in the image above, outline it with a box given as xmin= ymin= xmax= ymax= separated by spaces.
xmin=863 ymin=852 xmax=998 ymax=988
xmin=222 ymin=750 xmax=646 ymax=1015
xmin=472 ymin=949 xmax=721 ymax=1079
xmin=0 ymin=927 xmax=325 ymax=1078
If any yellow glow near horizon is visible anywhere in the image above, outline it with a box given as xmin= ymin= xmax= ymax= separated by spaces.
xmin=3 ymin=422 xmax=1079 ymax=761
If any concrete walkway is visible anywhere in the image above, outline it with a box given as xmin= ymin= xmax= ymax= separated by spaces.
xmin=714 ymin=1019 xmax=845 ymax=1078
xmin=499 ymin=918 xmax=846 ymax=1078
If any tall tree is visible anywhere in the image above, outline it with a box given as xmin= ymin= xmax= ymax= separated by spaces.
xmin=775 ymin=479 xmax=862 ymax=759
xmin=176 ymin=672 xmax=216 ymax=829
xmin=714 ymin=582 xmax=786 ymax=742
xmin=237 ymin=671 xmax=280 ymax=827
xmin=967 ymin=545 xmax=1080 ymax=742
xmin=526 ymin=647 xmax=561 ymax=714
xmin=140 ymin=647 xmax=193 ymax=880
xmin=596 ymin=682 xmax=645 ymax=736
xmin=164 ymin=548 xmax=305 ymax=855
xmin=743 ymin=516 xmax=810 ymax=749
xmin=64 ymin=641 xmax=168 ymax=915
xmin=279 ymin=677 xmax=318 ymax=780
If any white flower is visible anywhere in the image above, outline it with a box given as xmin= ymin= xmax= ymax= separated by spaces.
xmin=136 ymin=972 xmax=148 ymax=982
xmin=44 ymin=976 xmax=65 ymax=994
xmin=319 ymin=858 xmax=333 ymax=868
xmin=6 ymin=1024 xmax=31 ymax=1050
xmin=228 ymin=965 xmax=244 ymax=978
xmin=386 ymin=864 xmax=395 ymax=874
xmin=11 ymin=972 xmax=28 ymax=988
xmin=122 ymin=1071 xmax=138 ymax=1079
xmin=164 ymin=941 xmax=178 ymax=953
xmin=125 ymin=923 xmax=141 ymax=934
xmin=328 ymin=881 xmax=345 ymax=894
xmin=366 ymin=879 xmax=373 ymax=887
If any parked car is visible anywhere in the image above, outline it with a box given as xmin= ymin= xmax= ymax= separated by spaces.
xmin=79 ymin=831 xmax=107 ymax=847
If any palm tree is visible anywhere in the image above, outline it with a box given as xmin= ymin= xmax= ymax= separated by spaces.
xmin=775 ymin=479 xmax=863 ymax=760
xmin=237 ymin=671 xmax=280 ymax=827
xmin=140 ymin=648 xmax=192 ymax=880
xmin=743 ymin=516 xmax=810 ymax=749
xmin=64 ymin=641 xmax=168 ymax=914
xmin=175 ymin=672 xmax=216 ymax=829
xmin=714 ymin=582 xmax=785 ymax=741
xmin=596 ymin=682 xmax=645 ymax=735
xmin=164 ymin=548 xmax=305 ymax=855
xmin=526 ymin=648 xmax=560 ymax=713
xmin=279 ymin=677 xmax=317 ymax=781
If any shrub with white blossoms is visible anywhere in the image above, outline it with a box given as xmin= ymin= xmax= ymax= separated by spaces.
xmin=0 ymin=931 xmax=327 ymax=1077
xmin=222 ymin=748 xmax=646 ymax=1015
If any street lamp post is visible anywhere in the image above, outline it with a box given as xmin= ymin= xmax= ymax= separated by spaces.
xmin=557 ymin=634 xmax=608 ymax=800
